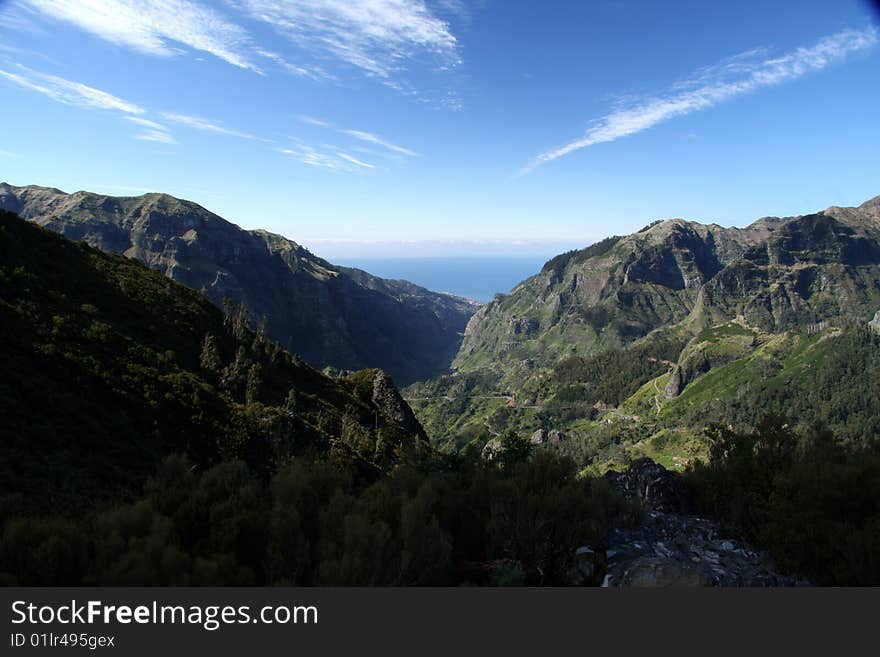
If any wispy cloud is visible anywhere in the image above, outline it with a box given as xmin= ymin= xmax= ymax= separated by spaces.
xmin=278 ymin=144 xmax=343 ymax=169
xmin=296 ymin=117 xmax=419 ymax=159
xmin=298 ymin=114 xmax=331 ymax=127
xmin=0 ymin=64 xmax=185 ymax=143
xmin=342 ymin=129 xmax=420 ymax=157
xmin=22 ymin=0 xmax=258 ymax=71
xmin=17 ymin=1 xmax=467 ymax=103
xmin=0 ymin=65 xmax=144 ymax=113
xmin=232 ymin=0 xmax=461 ymax=80
xmin=134 ymin=130 xmax=177 ymax=144
xmin=254 ymin=48 xmax=333 ymax=80
xmin=336 ymin=152 xmax=375 ymax=169
xmin=0 ymin=63 xmax=274 ymax=146
xmin=160 ymin=111 xmax=268 ymax=141
xmin=125 ymin=116 xmax=177 ymax=143
xmin=521 ymin=26 xmax=878 ymax=174
xmin=278 ymin=141 xmax=376 ymax=171
xmin=125 ymin=116 xmax=169 ymax=131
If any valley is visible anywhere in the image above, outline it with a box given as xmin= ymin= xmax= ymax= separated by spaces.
xmin=406 ymin=196 xmax=880 ymax=474
xmin=1 ymin=189 xmax=879 ymax=586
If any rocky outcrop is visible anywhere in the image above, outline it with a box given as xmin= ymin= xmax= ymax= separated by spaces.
xmin=0 ymin=183 xmax=479 ymax=385
xmin=602 ymin=511 xmax=805 ymax=587
xmin=603 ymin=511 xmax=800 ymax=587
xmin=481 ymin=437 xmax=503 ymax=462
xmin=371 ymin=370 xmax=426 ymax=439
xmin=449 ymin=195 xmax=880 ymax=404
xmin=604 ymin=458 xmax=690 ymax=514
xmin=529 ymin=428 xmax=565 ymax=445
xmin=699 ymin=213 xmax=880 ymax=333
xmin=453 ymin=218 xmax=774 ymax=374
xmin=869 ymin=311 xmax=880 ymax=335
xmin=663 ymin=324 xmax=756 ymax=397
xmin=602 ymin=459 xmax=801 ymax=587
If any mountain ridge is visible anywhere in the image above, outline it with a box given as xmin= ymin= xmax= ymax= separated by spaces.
xmin=0 ymin=183 xmax=480 ymax=385
xmin=453 ymin=196 xmax=880 ymax=376
xmin=407 ymin=194 xmax=880 ymax=462
xmin=0 ymin=209 xmax=431 ymax=512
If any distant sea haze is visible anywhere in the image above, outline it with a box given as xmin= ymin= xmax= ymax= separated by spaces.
xmin=338 ymin=256 xmax=550 ymax=303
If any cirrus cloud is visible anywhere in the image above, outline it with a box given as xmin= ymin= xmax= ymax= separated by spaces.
xmin=521 ymin=26 xmax=878 ymax=174
xmin=21 ymin=0 xmax=259 ymax=71
xmin=0 ymin=65 xmax=145 ymax=113
xmin=231 ymin=0 xmax=461 ymax=80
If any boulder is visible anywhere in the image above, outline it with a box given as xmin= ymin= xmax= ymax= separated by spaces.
xmin=869 ymin=310 xmax=880 ymax=335
xmin=616 ymin=556 xmax=710 ymax=587
xmin=604 ymin=457 xmax=689 ymax=514
xmin=481 ymin=438 xmax=503 ymax=462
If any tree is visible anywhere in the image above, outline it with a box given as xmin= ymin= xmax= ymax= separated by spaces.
xmin=199 ymin=333 xmax=222 ymax=373
xmin=498 ymin=430 xmax=532 ymax=467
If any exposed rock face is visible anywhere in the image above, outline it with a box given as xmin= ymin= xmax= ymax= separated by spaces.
xmin=371 ymin=370 xmax=426 ymax=439
xmin=450 ymin=195 xmax=880 ymax=399
xmin=699 ymin=212 xmax=880 ymax=333
xmin=603 ymin=511 xmax=800 ymax=587
xmin=481 ymin=438 xmax=502 ymax=461
xmin=602 ymin=459 xmax=801 ymax=587
xmin=664 ymin=324 xmax=756 ymax=398
xmin=529 ymin=428 xmax=565 ymax=445
xmin=604 ymin=457 xmax=690 ymax=514
xmin=454 ymin=220 xmax=771 ymax=373
xmin=0 ymin=184 xmax=479 ymax=385
xmin=869 ymin=311 xmax=880 ymax=335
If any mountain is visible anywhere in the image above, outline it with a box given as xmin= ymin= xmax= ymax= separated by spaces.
xmin=0 ymin=183 xmax=479 ymax=385
xmin=455 ymin=197 xmax=880 ymax=373
xmin=0 ymin=210 xmax=628 ymax=586
xmin=407 ymin=196 xmax=880 ymax=460
xmin=0 ymin=209 xmax=430 ymax=513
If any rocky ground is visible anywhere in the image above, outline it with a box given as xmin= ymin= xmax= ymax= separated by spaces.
xmin=599 ymin=458 xmax=804 ymax=587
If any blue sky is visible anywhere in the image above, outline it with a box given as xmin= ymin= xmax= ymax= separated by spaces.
xmin=0 ymin=0 xmax=878 ymax=258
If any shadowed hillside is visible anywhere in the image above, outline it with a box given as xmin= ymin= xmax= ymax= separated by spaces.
xmin=0 ymin=184 xmax=479 ymax=385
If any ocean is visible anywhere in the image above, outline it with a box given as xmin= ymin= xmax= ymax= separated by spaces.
xmin=337 ymin=256 xmax=550 ymax=303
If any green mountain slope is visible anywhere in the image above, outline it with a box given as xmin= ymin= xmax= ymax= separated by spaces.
xmin=0 ymin=209 xmax=626 ymax=586
xmin=0 ymin=183 xmax=479 ymax=385
xmin=408 ymin=196 xmax=880 ymax=464
xmin=0 ymin=210 xmax=429 ymax=513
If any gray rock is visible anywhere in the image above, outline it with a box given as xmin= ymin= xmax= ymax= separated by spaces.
xmin=602 ymin=458 xmax=803 ymax=587
xmin=481 ymin=438 xmax=503 ymax=462
xmin=604 ymin=457 xmax=690 ymax=513
xmin=529 ymin=429 xmax=547 ymax=445
xmin=370 ymin=370 xmax=425 ymax=438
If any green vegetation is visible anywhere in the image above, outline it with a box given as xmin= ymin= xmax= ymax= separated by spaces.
xmin=0 ymin=210 xmax=426 ymax=514
xmin=5 ymin=193 xmax=880 ymax=586
xmin=0 ymin=211 xmax=623 ymax=585
xmin=418 ymin=198 xmax=880 ymax=475
xmin=0 ymin=447 xmax=623 ymax=586
xmin=1 ymin=184 xmax=478 ymax=385
xmin=686 ymin=418 xmax=880 ymax=585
